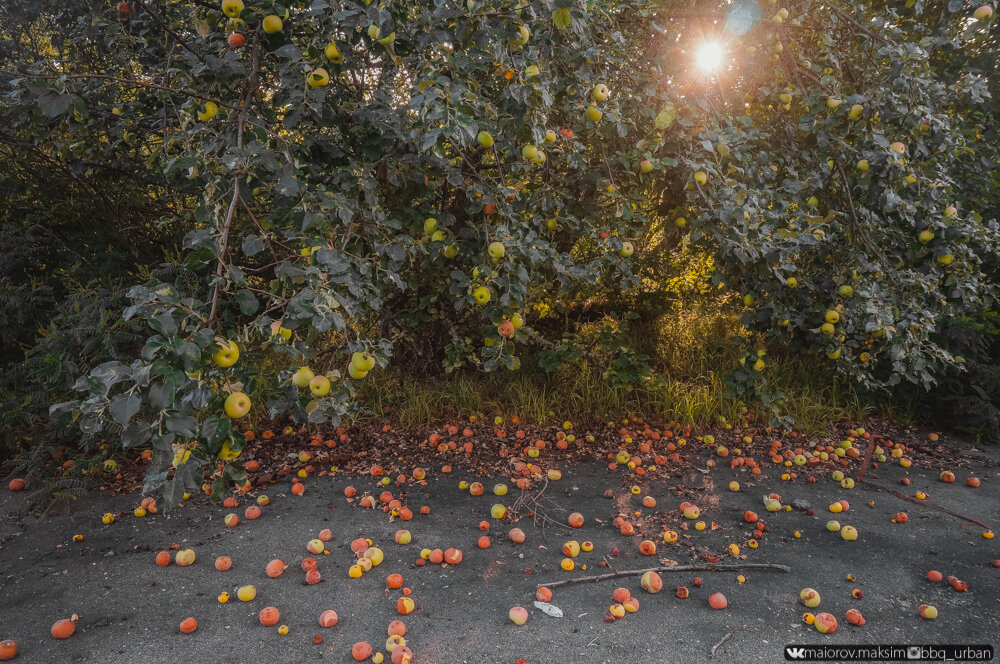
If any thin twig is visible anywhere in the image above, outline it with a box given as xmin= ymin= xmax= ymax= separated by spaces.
xmin=829 ymin=3 xmax=890 ymax=45
xmin=834 ymin=160 xmax=892 ymax=265
xmin=711 ymin=629 xmax=738 ymax=659
xmin=537 ymin=563 xmax=790 ymax=589
xmin=132 ymin=0 xmax=205 ymax=63
xmin=693 ymin=180 xmax=712 ymax=207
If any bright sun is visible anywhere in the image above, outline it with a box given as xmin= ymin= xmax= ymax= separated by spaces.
xmin=695 ymin=41 xmax=724 ymax=72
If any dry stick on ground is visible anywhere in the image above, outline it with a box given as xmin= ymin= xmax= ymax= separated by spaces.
xmin=856 ymin=478 xmax=992 ymax=530
xmin=856 ymin=435 xmax=878 ymax=481
xmin=853 ymin=437 xmax=992 ymax=530
xmin=710 ymin=629 xmax=739 ymax=659
xmin=511 ymin=478 xmax=547 ymax=518
xmin=537 ymin=563 xmax=790 ymax=589
xmin=511 ymin=479 xmax=573 ymax=541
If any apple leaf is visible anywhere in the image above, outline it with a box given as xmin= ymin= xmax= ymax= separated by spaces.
xmin=148 ymin=381 xmax=175 ymax=410
xmin=36 ymin=91 xmax=74 ymax=118
xmin=142 ymin=468 xmax=169 ymax=494
xmin=90 ymin=361 xmax=131 ymax=388
xmin=273 ymin=44 xmax=301 ymax=60
xmin=163 ymin=478 xmax=186 ymax=509
xmin=165 ymin=415 xmax=197 ymax=437
xmin=121 ymin=422 xmax=152 ymax=448
xmin=242 ymin=235 xmax=264 ymax=256
xmin=552 ymin=7 xmax=571 ymax=30
xmin=235 ymin=289 xmax=259 ymax=315
xmin=109 ymin=393 xmax=141 ymax=425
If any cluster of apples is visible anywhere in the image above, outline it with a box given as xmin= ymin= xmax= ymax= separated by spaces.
xmin=415 ymin=546 xmax=463 ymax=567
xmin=558 ymin=538 xmax=595 ymax=571
xmin=216 ymin=338 xmax=379 ymax=421
xmin=213 ymin=340 xmax=253 ymax=419
xmin=926 ymin=568 xmax=969 ymax=594
xmin=219 ymin=1 xmax=345 ymax=87
xmin=346 ymin=537 xmax=386 ymax=578
xmin=606 ymin=587 xmax=642 ymax=621
xmin=290 ymin=365 xmax=331 ymax=397
xmin=586 ymin=82 xmax=610 ymax=124
xmin=351 ymin=619 xmax=412 ymax=663
xmin=800 ymin=587 xmax=869 ymax=632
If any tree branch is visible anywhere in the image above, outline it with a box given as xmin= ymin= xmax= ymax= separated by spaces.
xmin=132 ymin=0 xmax=206 ymax=64
xmin=829 ymin=3 xmax=890 ymax=45
xmin=1 ymin=72 xmax=232 ymax=110
xmin=834 ymin=161 xmax=861 ymax=243
xmin=208 ymin=39 xmax=261 ymax=326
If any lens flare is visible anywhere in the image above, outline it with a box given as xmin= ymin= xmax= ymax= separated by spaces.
xmin=696 ymin=41 xmax=724 ymax=72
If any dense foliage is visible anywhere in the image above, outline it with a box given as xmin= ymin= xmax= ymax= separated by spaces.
xmin=2 ymin=0 xmax=998 ymax=500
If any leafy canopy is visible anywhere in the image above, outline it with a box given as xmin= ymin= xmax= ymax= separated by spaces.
xmin=2 ymin=0 xmax=997 ymax=502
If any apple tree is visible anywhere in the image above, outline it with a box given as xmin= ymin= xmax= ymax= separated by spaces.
xmin=2 ymin=0 xmax=996 ymax=502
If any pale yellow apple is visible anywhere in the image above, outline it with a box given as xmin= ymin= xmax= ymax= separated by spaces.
xmin=262 ymin=15 xmax=282 ymax=33
xmin=218 ymin=440 xmax=241 ymax=461
xmin=325 ymin=42 xmax=343 ymax=63
xmin=221 ymin=0 xmax=243 ymax=18
xmin=197 ymin=102 xmax=219 ymax=122
xmin=309 ymin=375 xmax=331 ymax=397
xmin=509 ymin=24 xmax=530 ymax=46
xmin=308 ymin=68 xmax=330 ymax=88
xmin=292 ymin=367 xmax=314 ymax=387
xmin=473 ymin=286 xmax=491 ymax=305
xmin=224 ymin=392 xmax=251 ymax=418
xmin=351 ymin=352 xmax=376 ymax=372
xmin=213 ymin=340 xmax=239 ymax=367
